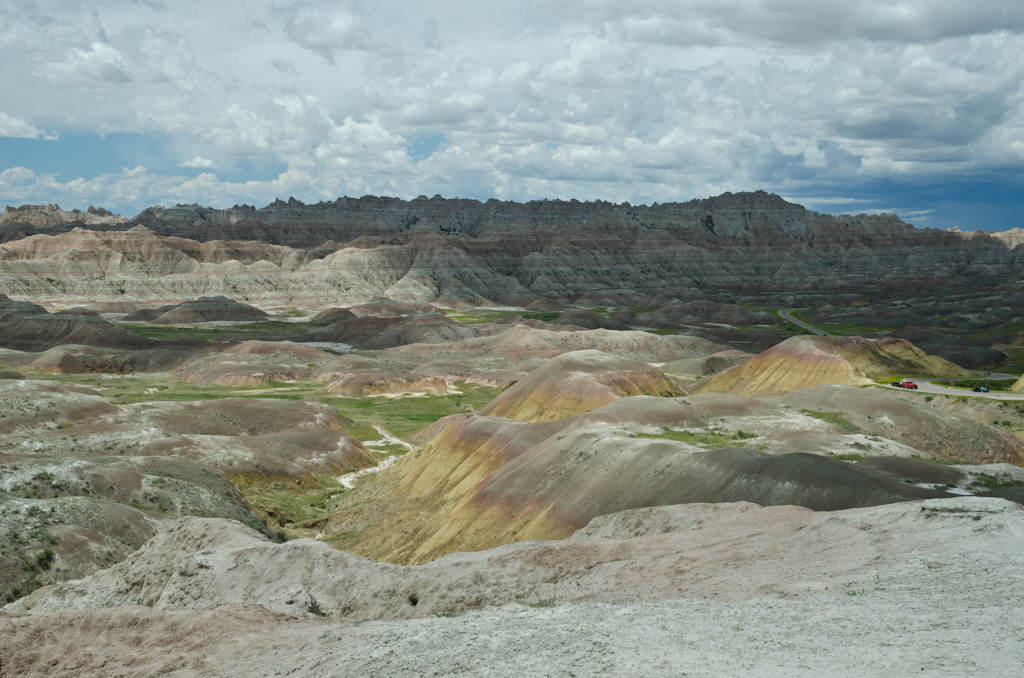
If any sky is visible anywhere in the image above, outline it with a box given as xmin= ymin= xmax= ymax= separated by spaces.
xmin=1 ymin=0 xmax=1023 ymax=230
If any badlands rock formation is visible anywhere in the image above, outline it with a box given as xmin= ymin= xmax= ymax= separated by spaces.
xmin=0 ymin=204 xmax=124 ymax=228
xmin=3 ymin=497 xmax=1022 ymax=677
xmin=2 ymin=192 xmax=1023 ymax=307
xmin=317 ymin=354 xmax=1019 ymax=565
xmin=0 ymin=294 xmax=153 ymax=351
xmin=477 ymin=350 xmax=683 ymax=421
xmin=695 ymin=335 xmax=968 ymax=397
xmin=124 ymin=295 xmax=268 ymax=323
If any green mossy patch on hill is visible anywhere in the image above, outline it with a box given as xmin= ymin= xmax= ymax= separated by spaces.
xmin=800 ymin=409 xmax=861 ymax=433
xmin=627 ymin=427 xmax=759 ymax=449
xmin=438 ymin=309 xmax=560 ymax=324
xmin=116 ymin=319 xmax=331 ymax=343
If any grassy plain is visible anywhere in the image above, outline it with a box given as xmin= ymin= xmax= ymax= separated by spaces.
xmin=117 ymin=320 xmax=329 ymax=342
xmin=0 ymin=363 xmax=500 ymax=539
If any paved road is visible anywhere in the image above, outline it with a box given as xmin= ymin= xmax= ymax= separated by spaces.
xmin=776 ymin=309 xmax=1024 ymax=400
xmin=778 ymin=308 xmax=830 ymax=336
xmin=884 ymin=373 xmax=1024 ymax=400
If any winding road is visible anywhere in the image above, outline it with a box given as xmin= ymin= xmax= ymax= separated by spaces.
xmin=778 ymin=308 xmax=830 ymax=336
xmin=777 ymin=308 xmax=1024 ymax=400
xmin=886 ymin=374 xmax=1024 ymax=400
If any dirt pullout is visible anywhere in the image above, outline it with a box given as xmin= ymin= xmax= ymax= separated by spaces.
xmin=696 ymin=335 xmax=967 ymax=397
xmin=478 ymin=349 xmax=683 ymax=422
xmin=769 ymin=385 xmax=1024 ymax=464
xmin=7 ymin=498 xmax=1022 ymax=623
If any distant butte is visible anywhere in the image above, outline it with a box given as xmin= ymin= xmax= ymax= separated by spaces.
xmin=1 ymin=191 xmax=1022 ymax=309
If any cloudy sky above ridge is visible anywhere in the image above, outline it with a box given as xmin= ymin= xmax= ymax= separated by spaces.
xmin=1 ymin=0 xmax=1022 ymax=229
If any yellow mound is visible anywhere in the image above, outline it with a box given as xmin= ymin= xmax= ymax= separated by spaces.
xmin=697 ymin=335 xmax=966 ymax=398
xmin=321 ymin=397 xmax=705 ymax=564
xmin=478 ymin=349 xmax=683 ymax=422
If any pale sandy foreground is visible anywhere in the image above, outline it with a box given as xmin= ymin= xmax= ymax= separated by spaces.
xmin=3 ymin=497 xmax=1023 ymax=677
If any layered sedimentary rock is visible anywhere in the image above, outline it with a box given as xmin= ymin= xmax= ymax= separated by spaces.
xmin=322 ymin=384 xmax=1019 ymax=565
xmin=0 ymin=204 xmax=125 ymax=228
xmin=124 ymin=296 xmax=269 ymax=324
xmin=1 ymin=192 xmax=1022 ymax=307
xmin=695 ymin=335 xmax=967 ymax=397
xmin=0 ymin=295 xmax=153 ymax=350
xmin=477 ymin=350 xmax=683 ymax=422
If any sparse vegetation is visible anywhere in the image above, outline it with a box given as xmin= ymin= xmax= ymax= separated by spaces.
xmin=115 ymin=319 xmax=331 ymax=343
xmin=628 ymin=427 xmax=758 ymax=448
xmin=433 ymin=609 xmax=465 ymax=618
xmin=35 ymin=548 xmax=54 ymax=570
xmin=526 ymin=594 xmax=558 ymax=608
xmin=942 ymin=379 xmax=1011 ymax=392
xmin=800 ymin=409 xmax=861 ymax=433
xmin=438 ymin=308 xmax=560 ymax=324
xmin=971 ymin=473 xmax=1024 ymax=490
xmin=910 ymin=454 xmax=973 ymax=466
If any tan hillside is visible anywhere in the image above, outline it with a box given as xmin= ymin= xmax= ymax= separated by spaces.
xmin=321 ymin=394 xmax=961 ymax=565
xmin=696 ymin=335 xmax=967 ymax=398
xmin=477 ymin=349 xmax=683 ymax=422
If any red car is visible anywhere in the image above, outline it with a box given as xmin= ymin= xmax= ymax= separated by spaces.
xmin=890 ymin=380 xmax=918 ymax=389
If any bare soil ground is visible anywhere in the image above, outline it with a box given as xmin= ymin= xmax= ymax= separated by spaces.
xmin=3 ymin=497 xmax=1023 ymax=677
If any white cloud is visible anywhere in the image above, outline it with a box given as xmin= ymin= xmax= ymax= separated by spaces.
xmin=179 ymin=156 xmax=217 ymax=168
xmin=0 ymin=112 xmax=45 ymax=139
xmin=562 ymin=0 xmax=1024 ymax=47
xmin=0 ymin=0 xmax=1021 ymax=218
xmin=279 ymin=0 xmax=375 ymax=65
xmin=39 ymin=41 xmax=132 ymax=89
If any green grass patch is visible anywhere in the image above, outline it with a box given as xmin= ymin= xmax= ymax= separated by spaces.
xmin=325 ymin=382 xmax=501 ymax=440
xmin=971 ymin=473 xmax=1024 ymax=490
xmin=239 ymin=475 xmax=345 ymax=530
xmin=969 ymin=319 xmax=1024 ymax=338
xmin=938 ymin=378 xmax=1012 ymax=392
xmin=438 ymin=309 xmax=560 ymax=324
xmin=811 ymin=323 xmax=894 ymax=336
xmin=24 ymin=370 xmax=498 ymax=444
xmin=526 ymin=594 xmax=558 ymax=608
xmin=628 ymin=427 xmax=757 ymax=448
xmin=433 ymin=609 xmax=465 ymax=618
xmin=910 ymin=454 xmax=972 ymax=466
xmin=800 ymin=409 xmax=861 ymax=433
xmin=994 ymin=362 xmax=1024 ymax=376
xmin=737 ymin=304 xmax=787 ymax=314
xmin=116 ymin=319 xmax=328 ymax=342
xmin=831 ymin=453 xmax=866 ymax=461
